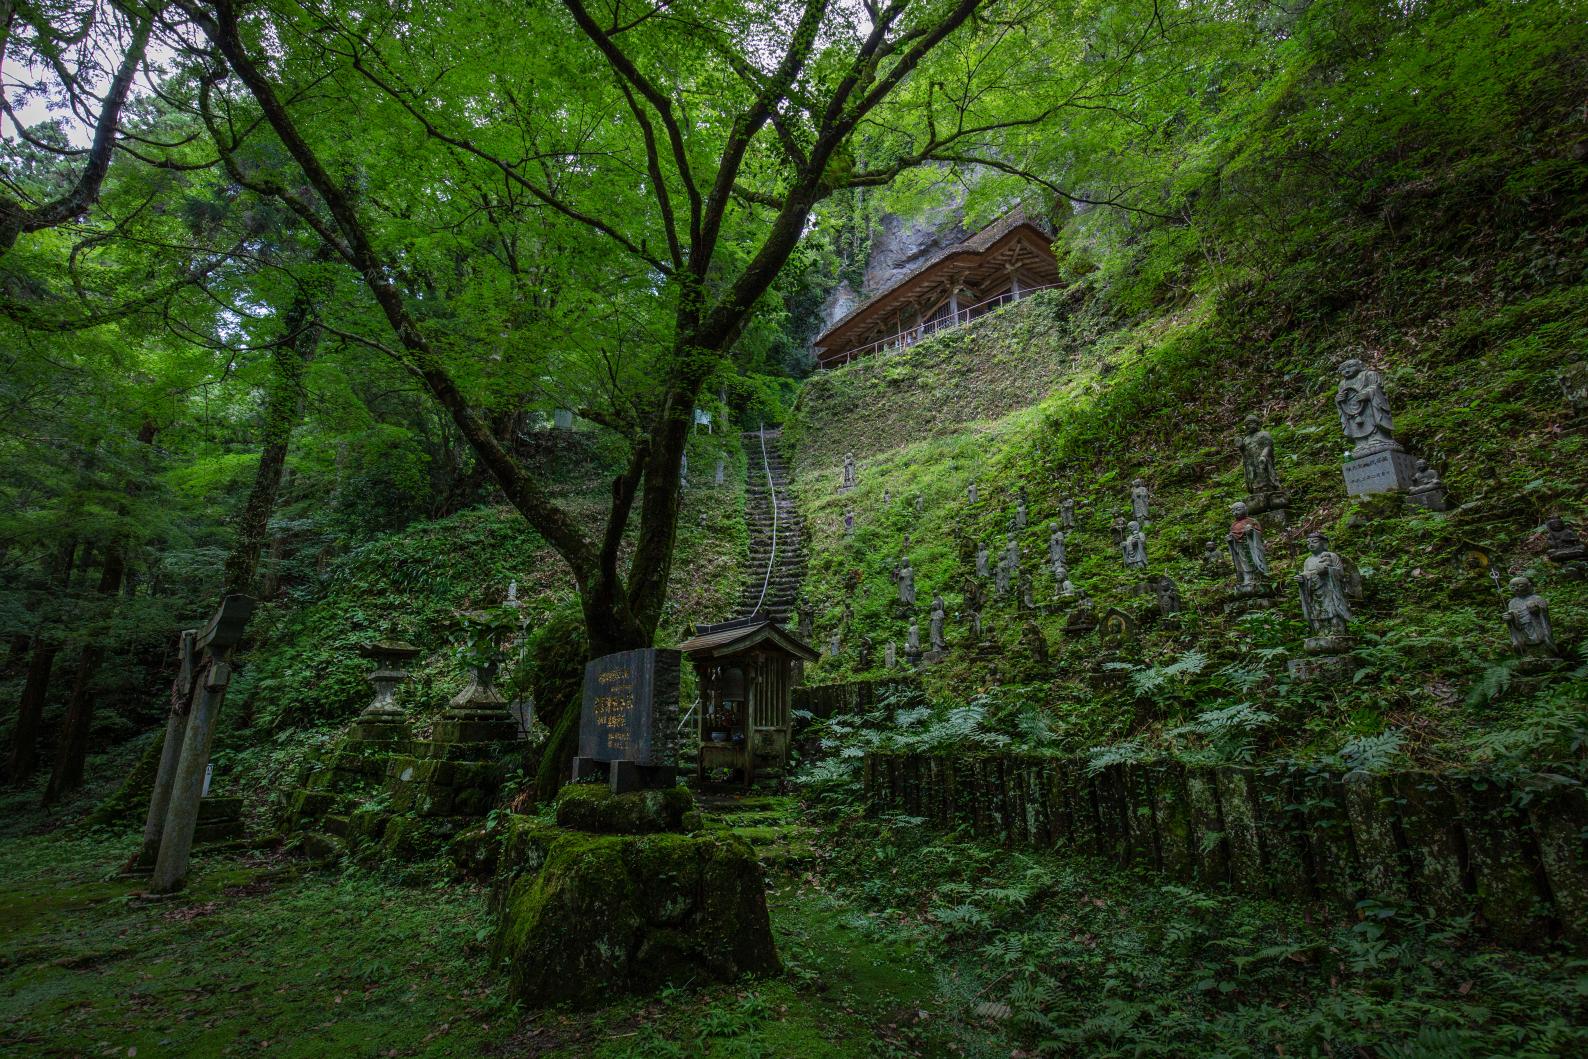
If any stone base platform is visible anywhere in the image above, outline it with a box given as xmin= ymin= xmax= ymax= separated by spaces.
xmin=1343 ymin=445 xmax=1418 ymax=496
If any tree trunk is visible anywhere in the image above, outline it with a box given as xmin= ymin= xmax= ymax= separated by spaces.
xmin=222 ymin=312 xmax=316 ymax=596
xmin=42 ymin=545 xmax=127 ymax=804
xmin=6 ymin=538 xmax=77 ymax=785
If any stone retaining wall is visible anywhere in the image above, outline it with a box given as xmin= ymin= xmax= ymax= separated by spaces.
xmin=863 ymin=750 xmax=1588 ymax=946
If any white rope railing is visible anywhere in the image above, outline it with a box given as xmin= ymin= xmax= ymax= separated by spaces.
xmin=819 ymin=282 xmax=1063 ymax=368
xmin=749 ymin=424 xmax=779 ymax=619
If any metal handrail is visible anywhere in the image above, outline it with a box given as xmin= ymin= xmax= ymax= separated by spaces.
xmin=819 ymin=282 xmax=1063 ymax=368
xmin=749 ymin=424 xmax=778 ymax=618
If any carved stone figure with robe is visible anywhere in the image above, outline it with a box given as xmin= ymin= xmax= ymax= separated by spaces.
xmin=1047 ymin=523 xmax=1066 ymax=572
xmin=897 ymin=558 xmax=916 ymax=606
xmin=930 ymin=594 xmax=946 ymax=652
xmin=841 ymin=452 xmax=857 ymax=489
xmin=1504 ymin=577 xmax=1558 ymax=659
xmin=1296 ymin=532 xmax=1352 ymax=635
xmin=1130 ymin=479 xmax=1150 ymax=521
xmin=1226 ymin=502 xmax=1269 ymax=589
xmin=1237 ymin=415 xmax=1282 ymax=493
xmin=976 ymin=543 xmax=989 ymax=578
xmin=1121 ymin=521 xmax=1148 ymax=570
xmin=1334 ymin=359 xmax=1396 ymax=455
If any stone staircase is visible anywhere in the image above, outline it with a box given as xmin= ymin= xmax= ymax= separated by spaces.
xmin=736 ymin=429 xmax=807 ymax=623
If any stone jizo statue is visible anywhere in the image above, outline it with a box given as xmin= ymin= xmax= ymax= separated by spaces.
xmin=915 ymin=494 xmax=925 ymax=514
xmin=1297 ymin=532 xmax=1352 ymax=635
xmin=885 ymin=641 xmax=897 ymax=668
xmin=1226 ymin=501 xmax=1269 ymax=589
xmin=1203 ymin=539 xmax=1223 ymax=572
xmin=1153 ymin=575 xmax=1185 ymax=617
xmin=1048 ymin=523 xmax=1066 ymax=571
xmin=930 ymin=594 xmax=946 ymax=652
xmin=967 ymin=480 xmax=978 ymax=504
xmin=1110 ymin=513 xmax=1128 ymax=546
xmin=828 ymin=629 xmax=841 ymax=659
xmin=1546 ymin=515 xmax=1585 ymax=563
xmin=994 ymin=554 xmax=1011 ymax=598
xmin=906 ymin=621 xmax=921 ymax=656
xmin=976 ymin=542 xmax=989 ymax=578
xmin=1130 ymin=479 xmax=1150 ymax=522
xmin=1060 ymin=498 xmax=1076 ymax=529
xmin=1052 ymin=563 xmax=1075 ymax=598
xmin=844 ymin=509 xmax=855 ymax=535
xmin=841 ymin=452 xmax=857 ymax=489
xmin=1237 ymin=415 xmax=1282 ymax=494
xmin=883 ymin=489 xmax=891 ymax=505
xmin=1121 ymin=521 xmax=1148 ymax=571
xmin=1002 ymin=532 xmax=1021 ymax=574
xmin=857 ymin=636 xmax=873 ymax=669
xmin=1406 ymin=459 xmax=1449 ymax=511
xmin=1019 ymin=569 xmax=1035 ymax=610
xmin=898 ymin=558 xmax=917 ymax=606
xmin=1334 ymin=358 xmax=1396 ymax=455
xmin=1504 ymin=577 xmax=1558 ymax=660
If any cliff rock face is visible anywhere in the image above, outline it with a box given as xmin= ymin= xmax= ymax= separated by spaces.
xmin=817 ymin=202 xmax=968 ymax=336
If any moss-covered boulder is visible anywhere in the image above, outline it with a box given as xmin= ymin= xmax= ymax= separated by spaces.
xmin=554 ymin=782 xmax=702 ymax=834
xmin=493 ymin=821 xmax=779 ymax=1007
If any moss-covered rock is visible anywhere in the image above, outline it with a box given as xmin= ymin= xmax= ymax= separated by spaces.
xmin=554 ymin=783 xmax=701 ymax=834
xmin=492 ymin=822 xmax=778 ymax=1007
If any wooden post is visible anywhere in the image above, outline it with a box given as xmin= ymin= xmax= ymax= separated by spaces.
xmin=149 ymin=595 xmax=254 ymax=893
xmin=134 ymin=630 xmax=197 ymax=869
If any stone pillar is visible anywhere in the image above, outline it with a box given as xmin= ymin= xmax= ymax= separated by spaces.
xmin=134 ymin=630 xmax=196 ymax=870
xmin=150 ymin=658 xmax=233 ymax=892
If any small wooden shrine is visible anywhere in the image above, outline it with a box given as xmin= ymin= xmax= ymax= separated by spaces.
xmin=678 ymin=618 xmax=818 ymax=787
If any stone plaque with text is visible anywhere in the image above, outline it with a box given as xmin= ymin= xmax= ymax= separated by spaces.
xmin=577 ymin=648 xmax=680 ymax=767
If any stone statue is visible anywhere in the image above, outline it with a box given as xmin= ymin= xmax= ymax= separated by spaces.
xmin=1334 ymin=358 xmax=1396 ymax=455
xmin=930 ymin=594 xmax=946 ymax=652
xmin=828 ymin=629 xmax=841 ymax=659
xmin=1545 ymin=515 xmax=1585 ymax=563
xmin=967 ymin=480 xmax=978 ymax=505
xmin=841 ymin=452 xmax=857 ymax=490
xmin=1060 ymin=497 xmax=1076 ymax=530
xmin=915 ymin=494 xmax=925 ymax=514
xmin=1014 ymin=486 xmax=1029 ymax=530
xmin=883 ymin=488 xmax=891 ymax=505
xmin=1065 ymin=591 xmax=1097 ymax=635
xmin=1559 ymin=361 xmax=1588 ymax=418
xmin=1047 ymin=523 xmax=1066 ymax=572
xmin=1237 ymin=415 xmax=1282 ymax=495
xmin=965 ymin=581 xmax=986 ymax=637
xmin=1110 ymin=513 xmax=1128 ymax=546
xmin=1296 ymin=531 xmax=1352 ymax=635
xmin=844 ymin=509 xmax=855 ymax=535
xmin=906 ymin=621 xmax=921 ymax=659
xmin=1406 ymin=459 xmax=1449 ymax=511
xmin=796 ymin=596 xmax=813 ymax=641
xmin=976 ymin=542 xmax=989 ymax=578
xmin=885 ymin=641 xmax=897 ymax=668
xmin=1002 ymin=532 xmax=1021 ymax=574
xmin=1153 ymin=575 xmax=1185 ymax=618
xmin=1121 ymin=521 xmax=1148 ymax=570
xmin=841 ymin=601 xmax=853 ymax=628
xmin=1052 ymin=563 xmax=1075 ymax=598
xmin=898 ymin=558 xmax=917 ymax=606
xmin=1019 ymin=569 xmax=1035 ymax=610
xmin=1203 ymin=539 xmax=1224 ymax=573
xmin=1226 ymin=501 xmax=1269 ymax=588
xmin=1130 ymin=479 xmax=1150 ymax=522
xmin=857 ymin=636 xmax=874 ymax=669
xmin=994 ymin=554 xmax=1012 ymax=598
xmin=1503 ymin=577 xmax=1558 ymax=661
xmin=1019 ymin=619 xmax=1049 ymax=667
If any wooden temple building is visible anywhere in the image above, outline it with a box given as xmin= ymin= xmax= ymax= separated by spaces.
xmin=813 ymin=208 xmax=1061 ymax=368
xmin=679 ymin=617 xmax=818 ymax=787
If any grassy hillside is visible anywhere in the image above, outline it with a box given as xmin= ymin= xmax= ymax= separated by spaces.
xmin=786 ymin=234 xmax=1588 ymax=769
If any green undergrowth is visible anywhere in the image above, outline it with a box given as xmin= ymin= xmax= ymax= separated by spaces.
xmin=814 ymin=803 xmax=1588 ymax=1058
xmin=787 ymin=219 xmax=1588 ymax=768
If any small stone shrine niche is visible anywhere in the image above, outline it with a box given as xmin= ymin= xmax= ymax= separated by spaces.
xmin=573 ymin=647 xmax=683 ymax=793
xmin=680 ymin=619 xmax=817 ymax=789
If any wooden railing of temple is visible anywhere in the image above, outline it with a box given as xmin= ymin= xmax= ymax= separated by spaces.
xmin=817 ymin=282 xmax=1063 ymax=369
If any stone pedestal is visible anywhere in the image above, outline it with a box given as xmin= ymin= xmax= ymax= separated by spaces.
xmin=1243 ymin=490 xmax=1289 ymax=519
xmin=350 ymin=641 xmax=420 ymax=743
xmin=491 ymin=786 xmax=777 ymax=1007
xmin=1342 ymin=445 xmax=1418 ymax=496
xmin=1223 ymin=582 xmax=1276 ymax=615
xmin=1288 ymin=635 xmax=1356 ymax=680
xmin=1405 ymin=485 xmax=1450 ymax=512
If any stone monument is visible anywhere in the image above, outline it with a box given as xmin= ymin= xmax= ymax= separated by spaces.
xmin=1047 ymin=523 xmax=1066 ymax=574
xmin=1152 ymin=575 xmax=1185 ymax=618
xmin=715 ymin=458 xmax=725 ymax=486
xmin=828 ymin=628 xmax=841 ymax=659
xmin=1291 ymin=531 xmax=1356 ymax=678
xmin=572 ymin=648 xmax=682 ymax=793
xmin=929 ymin=594 xmax=947 ymax=655
xmin=1064 ymin=591 xmax=1097 ymax=636
xmin=795 ymin=596 xmax=814 ymax=642
xmin=905 ymin=621 xmax=922 ymax=666
xmin=1335 ymin=358 xmax=1417 ymax=495
xmin=976 ymin=542 xmax=990 ymax=578
xmin=857 ymin=636 xmax=874 ymax=670
xmin=994 ymin=554 xmax=1011 ymax=599
xmin=1545 ymin=515 xmax=1585 ymax=570
xmin=1052 ymin=563 xmax=1075 ymax=598
xmin=844 ymin=509 xmax=855 ymax=535
xmin=1060 ymin=497 xmax=1076 ymax=530
xmin=1110 ymin=513 xmax=1128 ymax=546
xmin=885 ymin=641 xmax=897 ymax=668
xmin=1503 ymin=576 xmax=1561 ymax=672
xmin=967 ymin=480 xmax=978 ymax=505
xmin=1015 ymin=487 xmax=1029 ymax=530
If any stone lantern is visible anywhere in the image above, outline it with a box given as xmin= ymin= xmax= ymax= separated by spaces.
xmin=350 ymin=640 xmax=419 ymax=743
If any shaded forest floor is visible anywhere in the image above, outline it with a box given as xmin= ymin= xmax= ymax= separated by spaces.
xmin=4 ymin=754 xmax=1587 ymax=1058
